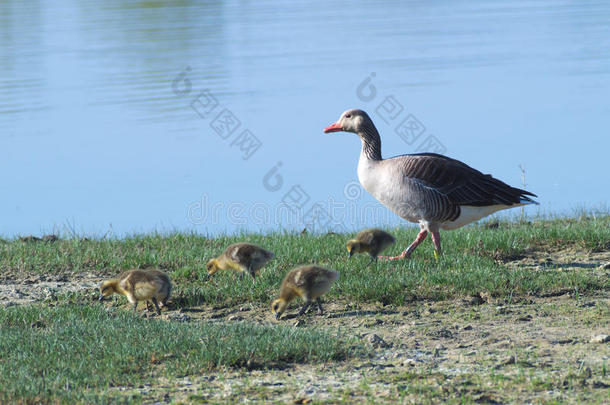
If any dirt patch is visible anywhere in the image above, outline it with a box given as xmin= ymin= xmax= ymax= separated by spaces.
xmin=117 ymin=294 xmax=609 ymax=403
xmin=0 ymin=273 xmax=102 ymax=307
xmin=502 ymin=245 xmax=610 ymax=273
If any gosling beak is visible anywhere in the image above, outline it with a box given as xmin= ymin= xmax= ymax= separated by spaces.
xmin=98 ymin=294 xmax=104 ymax=301
xmin=275 ymin=313 xmax=280 ymax=321
xmin=348 ymin=250 xmax=354 ymax=258
xmin=323 ymin=121 xmax=343 ymax=133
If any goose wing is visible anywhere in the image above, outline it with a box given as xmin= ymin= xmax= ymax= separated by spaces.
xmin=392 ymin=153 xmax=537 ymax=207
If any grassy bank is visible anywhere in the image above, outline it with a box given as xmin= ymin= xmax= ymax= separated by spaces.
xmin=0 ymin=305 xmax=357 ymax=403
xmin=0 ymin=215 xmax=608 ymax=403
xmin=1 ymin=215 xmax=608 ymax=307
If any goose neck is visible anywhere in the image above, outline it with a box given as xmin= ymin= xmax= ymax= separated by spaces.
xmin=358 ymin=126 xmax=382 ymax=161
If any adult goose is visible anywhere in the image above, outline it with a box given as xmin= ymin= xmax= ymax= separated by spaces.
xmin=324 ymin=109 xmax=538 ymax=260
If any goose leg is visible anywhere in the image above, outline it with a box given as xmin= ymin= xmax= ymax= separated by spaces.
xmin=430 ymin=230 xmax=442 ymax=260
xmin=379 ymin=229 xmax=428 ymax=261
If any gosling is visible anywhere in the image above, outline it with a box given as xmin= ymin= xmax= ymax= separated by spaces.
xmin=142 ymin=267 xmax=173 ymax=311
xmin=271 ymin=265 xmax=339 ymax=320
xmin=206 ymin=243 xmax=274 ymax=279
xmin=99 ymin=269 xmax=172 ymax=315
xmin=346 ymin=228 xmax=395 ymax=263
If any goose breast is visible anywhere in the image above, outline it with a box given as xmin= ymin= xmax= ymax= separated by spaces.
xmin=358 ymin=155 xmax=457 ymax=224
xmin=358 ymin=153 xmax=532 ymax=228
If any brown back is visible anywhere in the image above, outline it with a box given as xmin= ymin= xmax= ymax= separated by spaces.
xmin=282 ymin=265 xmax=338 ymax=294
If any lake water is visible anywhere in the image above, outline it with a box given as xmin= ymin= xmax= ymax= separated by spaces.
xmin=1 ymin=0 xmax=609 ymax=237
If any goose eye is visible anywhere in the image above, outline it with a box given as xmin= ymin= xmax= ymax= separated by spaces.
xmin=345 ymin=114 xmax=352 ymax=118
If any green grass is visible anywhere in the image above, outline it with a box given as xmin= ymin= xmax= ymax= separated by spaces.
xmin=0 ymin=305 xmax=358 ymax=403
xmin=1 ymin=215 xmax=609 ymax=307
xmin=1 ymin=212 xmax=607 ymax=403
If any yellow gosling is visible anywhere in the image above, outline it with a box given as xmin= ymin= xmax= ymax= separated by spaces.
xmin=271 ymin=265 xmax=339 ymax=320
xmin=207 ymin=243 xmax=274 ymax=279
xmin=99 ymin=269 xmax=172 ymax=315
xmin=143 ymin=267 xmax=173 ymax=309
xmin=346 ymin=228 xmax=395 ymax=263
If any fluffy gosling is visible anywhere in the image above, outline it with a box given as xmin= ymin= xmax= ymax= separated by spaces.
xmin=271 ymin=265 xmax=339 ymax=320
xmin=206 ymin=243 xmax=274 ymax=279
xmin=99 ymin=269 xmax=172 ymax=315
xmin=346 ymin=228 xmax=395 ymax=263
xmin=142 ymin=267 xmax=173 ymax=311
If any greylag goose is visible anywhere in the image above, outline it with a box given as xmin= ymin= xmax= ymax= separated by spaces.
xmin=207 ymin=243 xmax=275 ymax=279
xmin=324 ymin=109 xmax=538 ymax=260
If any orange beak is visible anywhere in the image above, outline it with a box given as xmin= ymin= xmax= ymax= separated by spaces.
xmin=323 ymin=122 xmax=343 ymax=133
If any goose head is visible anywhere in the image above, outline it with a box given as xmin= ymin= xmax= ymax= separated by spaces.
xmin=98 ymin=280 xmax=118 ymax=301
xmin=323 ymin=109 xmax=374 ymax=135
xmin=346 ymin=239 xmax=364 ymax=258
xmin=271 ymin=298 xmax=288 ymax=320
xmin=206 ymin=258 xmax=221 ymax=276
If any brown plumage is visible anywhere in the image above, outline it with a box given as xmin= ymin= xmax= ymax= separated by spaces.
xmin=271 ymin=265 xmax=339 ymax=320
xmin=207 ymin=243 xmax=274 ymax=279
xmin=99 ymin=269 xmax=172 ymax=315
xmin=347 ymin=229 xmax=396 ymax=262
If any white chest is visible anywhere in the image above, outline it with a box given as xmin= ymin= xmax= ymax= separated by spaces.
xmin=357 ymin=153 xmax=379 ymax=196
xmin=356 ymin=153 xmax=419 ymax=223
xmin=357 ymin=154 xmax=399 ymax=203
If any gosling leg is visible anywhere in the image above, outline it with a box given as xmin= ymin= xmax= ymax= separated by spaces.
xmin=151 ymin=297 xmax=161 ymax=315
xmin=297 ymin=301 xmax=311 ymax=317
xmin=316 ymin=298 xmax=324 ymax=315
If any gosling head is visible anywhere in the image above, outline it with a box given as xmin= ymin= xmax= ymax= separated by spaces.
xmin=323 ymin=109 xmax=374 ymax=135
xmin=206 ymin=258 xmax=221 ymax=276
xmin=98 ymin=280 xmax=117 ymax=301
xmin=346 ymin=239 xmax=365 ymax=258
xmin=271 ymin=298 xmax=288 ymax=320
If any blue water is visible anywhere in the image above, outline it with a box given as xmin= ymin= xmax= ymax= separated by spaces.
xmin=1 ymin=0 xmax=609 ymax=237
